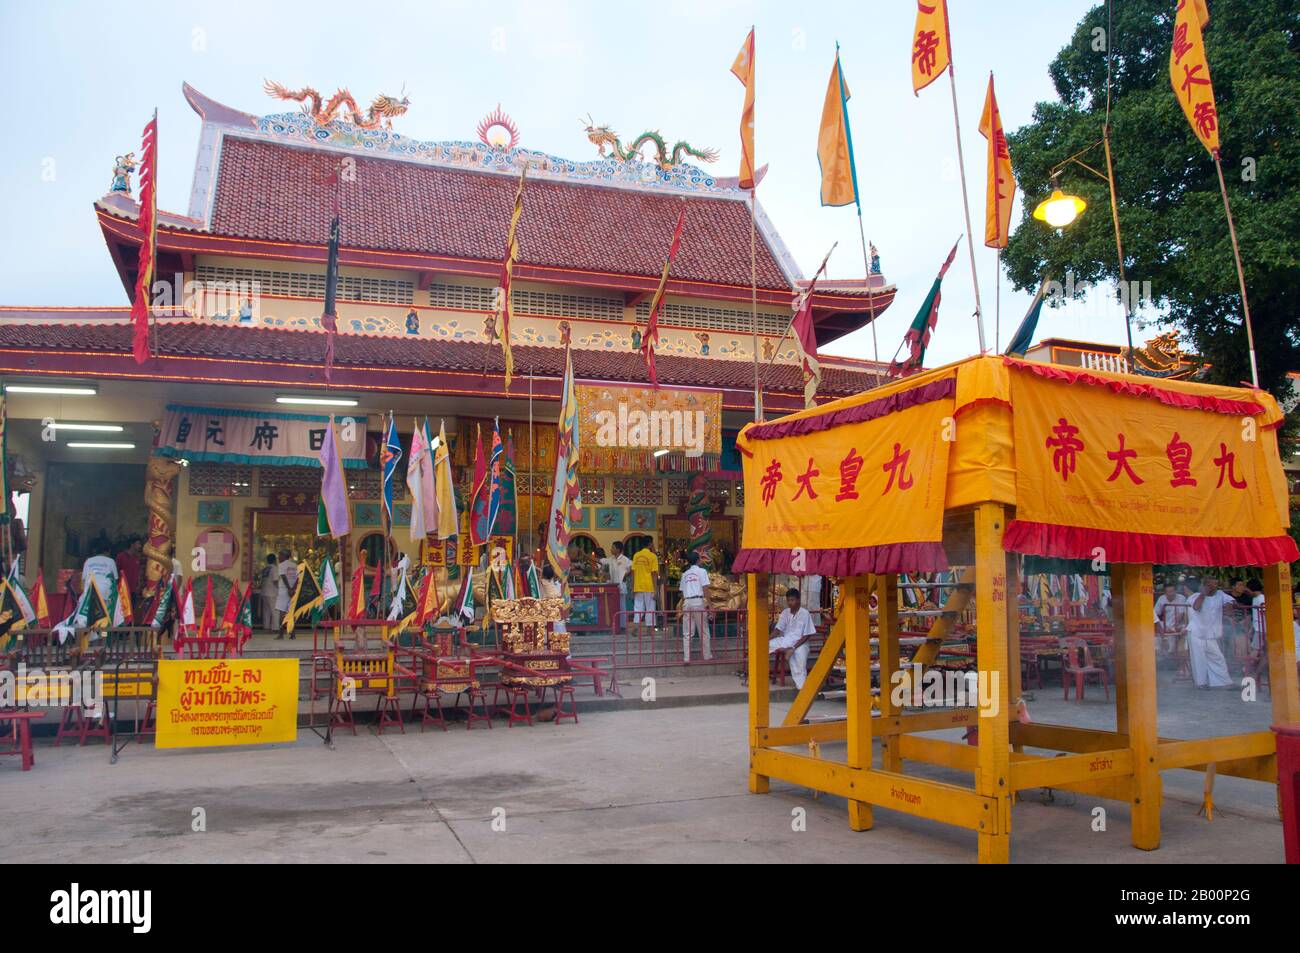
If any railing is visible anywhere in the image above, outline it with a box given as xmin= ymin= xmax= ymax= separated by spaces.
xmin=612 ymin=607 xmax=749 ymax=669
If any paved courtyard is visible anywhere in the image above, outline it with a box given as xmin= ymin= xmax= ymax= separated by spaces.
xmin=0 ymin=669 xmax=1287 ymax=864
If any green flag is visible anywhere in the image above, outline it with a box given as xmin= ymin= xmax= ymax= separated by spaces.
xmin=1005 ymin=275 xmax=1050 ymax=358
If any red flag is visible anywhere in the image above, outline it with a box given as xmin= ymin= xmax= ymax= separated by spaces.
xmin=199 ymin=575 xmax=216 ymax=637
xmin=32 ymin=568 xmax=51 ymax=628
xmin=367 ymin=553 xmax=383 ymax=617
xmin=469 ymin=425 xmax=490 ymax=545
xmin=347 ymin=562 xmax=366 ymax=621
xmin=642 ymin=208 xmax=685 ymax=388
xmin=790 ymin=247 xmax=833 ymax=408
xmin=220 ymin=578 xmax=243 ymax=634
xmin=130 ymin=112 xmax=158 ymax=364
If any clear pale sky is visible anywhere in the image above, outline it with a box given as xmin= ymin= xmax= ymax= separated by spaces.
xmin=0 ymin=0 xmax=1137 ymax=367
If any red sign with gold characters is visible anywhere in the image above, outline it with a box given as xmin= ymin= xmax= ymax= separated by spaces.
xmin=734 ymin=377 xmax=956 ymax=576
xmin=1003 ymin=361 xmax=1297 ymax=565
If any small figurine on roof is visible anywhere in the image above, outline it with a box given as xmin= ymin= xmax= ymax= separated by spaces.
xmin=630 ymin=328 xmax=642 ymax=350
xmin=869 ymin=242 xmax=882 ymax=276
xmin=405 ymin=309 xmax=420 ymax=334
xmin=110 ymin=153 xmax=137 ymax=195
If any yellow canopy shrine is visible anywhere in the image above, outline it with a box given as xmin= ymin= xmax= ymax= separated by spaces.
xmin=735 ymin=355 xmax=1298 ymax=863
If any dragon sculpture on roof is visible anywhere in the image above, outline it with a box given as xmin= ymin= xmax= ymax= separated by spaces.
xmin=264 ymin=80 xmax=410 ymax=129
xmin=582 ymin=114 xmax=718 ymax=171
xmin=1123 ymin=331 xmax=1202 ymax=380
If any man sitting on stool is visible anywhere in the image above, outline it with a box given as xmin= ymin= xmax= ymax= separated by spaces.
xmin=768 ymin=587 xmax=816 ymax=689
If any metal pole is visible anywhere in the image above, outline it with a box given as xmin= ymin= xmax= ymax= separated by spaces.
xmin=1102 ymin=124 xmax=1136 ymax=359
xmin=946 ymin=64 xmax=986 ymax=352
xmin=1213 ymin=151 xmax=1260 ymax=387
xmin=854 ymin=209 xmax=880 ymax=367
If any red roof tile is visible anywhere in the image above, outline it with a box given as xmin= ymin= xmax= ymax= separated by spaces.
xmin=210 ymin=138 xmax=792 ymax=291
xmin=0 ymin=320 xmax=882 ymax=397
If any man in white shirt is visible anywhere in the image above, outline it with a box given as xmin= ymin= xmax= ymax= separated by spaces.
xmin=1186 ymin=576 xmax=1234 ymax=688
xmin=1153 ymin=582 xmax=1187 ymax=656
xmin=80 ymin=549 xmax=119 ymax=608
xmin=769 ymin=587 xmax=817 ymax=689
xmin=274 ymin=549 xmax=298 ymax=640
xmin=603 ymin=541 xmax=632 ymax=601
xmin=678 ymin=552 xmax=712 ymax=662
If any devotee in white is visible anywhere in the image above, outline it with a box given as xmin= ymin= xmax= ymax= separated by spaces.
xmin=1186 ymin=577 xmax=1234 ymax=688
xmin=274 ymin=549 xmax=298 ymax=639
xmin=769 ymin=587 xmax=817 ymax=689
xmin=1153 ymin=583 xmax=1188 ymax=656
xmin=678 ymin=552 xmax=712 ymax=662
xmin=799 ymin=574 xmax=824 ymax=626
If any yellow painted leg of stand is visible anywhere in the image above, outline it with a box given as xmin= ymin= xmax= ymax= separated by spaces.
xmin=1113 ymin=572 xmax=1129 ymax=730
xmin=974 ymin=503 xmax=1011 ymax=864
xmin=1005 ymin=554 xmax=1023 ymax=757
xmin=844 ymin=576 xmax=874 ymax=830
xmin=876 ymin=574 xmax=902 ymax=773
xmin=748 ymin=572 xmax=771 ymax=794
xmin=906 ymin=568 xmax=974 ymax=678
xmin=1262 ymin=564 xmax=1299 ymax=725
xmin=1116 ymin=563 xmax=1161 ymax=850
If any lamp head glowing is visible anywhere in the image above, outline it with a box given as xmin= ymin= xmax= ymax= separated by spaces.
xmin=1033 ymin=188 xmax=1087 ymax=228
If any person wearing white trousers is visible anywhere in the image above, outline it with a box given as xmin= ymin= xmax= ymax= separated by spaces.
xmin=678 ymin=552 xmax=712 ymax=662
xmin=768 ymin=587 xmax=817 ymax=689
xmin=1186 ymin=577 xmax=1234 ymax=688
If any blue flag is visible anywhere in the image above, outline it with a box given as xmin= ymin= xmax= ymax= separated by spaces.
xmin=381 ymin=413 xmax=402 ymax=525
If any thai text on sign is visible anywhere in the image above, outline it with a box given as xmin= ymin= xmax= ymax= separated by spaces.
xmin=155 ymin=658 xmax=298 ymax=748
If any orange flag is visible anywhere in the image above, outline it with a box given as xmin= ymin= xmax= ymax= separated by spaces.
xmin=130 ymin=111 xmax=158 ymax=364
xmin=1170 ymin=0 xmax=1219 ymax=155
xmin=817 ymin=46 xmax=858 ymax=208
xmin=978 ymin=73 xmax=1015 ymax=248
xmin=911 ymin=0 xmax=951 ymax=94
xmin=731 ymin=28 xmax=756 ymax=190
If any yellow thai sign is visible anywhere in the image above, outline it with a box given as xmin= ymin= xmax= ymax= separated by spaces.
xmin=1004 ymin=365 xmax=1292 ymax=563
xmin=735 ymin=379 xmax=955 ymax=574
xmin=155 ymin=658 xmax=298 ymax=748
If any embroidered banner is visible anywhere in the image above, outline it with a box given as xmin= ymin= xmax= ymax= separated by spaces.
xmin=575 ymin=382 xmax=723 ymax=471
xmin=157 ymin=404 xmax=369 ymax=469
xmin=1003 ymin=364 xmax=1298 ymax=565
xmin=733 ymin=379 xmax=955 ymax=575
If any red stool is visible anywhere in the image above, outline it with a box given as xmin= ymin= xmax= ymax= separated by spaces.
xmin=464 ymin=687 xmax=492 ymax=730
xmin=493 ymin=685 xmax=533 ymax=727
xmin=552 ymin=684 xmax=578 ymax=725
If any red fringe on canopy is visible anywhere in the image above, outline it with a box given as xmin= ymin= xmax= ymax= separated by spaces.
xmin=733 ymin=542 xmax=949 ymax=576
xmin=1004 ymin=520 xmax=1300 ymax=567
xmin=743 ymin=377 xmax=956 ymax=442
xmin=1002 ymin=357 xmax=1265 ymax=417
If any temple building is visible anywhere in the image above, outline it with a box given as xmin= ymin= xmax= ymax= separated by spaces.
xmin=0 ymin=83 xmax=895 ymax=620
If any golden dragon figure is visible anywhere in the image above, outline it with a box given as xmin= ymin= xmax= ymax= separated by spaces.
xmin=264 ymin=80 xmax=410 ymax=130
xmin=582 ymin=114 xmax=718 ymax=171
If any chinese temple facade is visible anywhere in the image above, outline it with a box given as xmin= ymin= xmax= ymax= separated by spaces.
xmin=0 ymin=84 xmax=896 ymax=611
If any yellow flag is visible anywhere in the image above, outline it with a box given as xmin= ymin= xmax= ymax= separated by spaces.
xmin=731 ymin=28 xmax=756 ymax=190
xmin=1170 ymin=0 xmax=1219 ymax=155
xmin=911 ymin=0 xmax=951 ymax=94
xmin=434 ymin=420 xmax=459 ymax=540
xmin=978 ymin=74 xmax=1015 ymax=248
xmin=817 ymin=49 xmax=857 ymax=207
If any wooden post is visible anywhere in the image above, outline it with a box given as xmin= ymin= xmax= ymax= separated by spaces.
xmin=1113 ymin=568 xmax=1129 ymax=730
xmin=748 ymin=571 xmax=771 ymax=794
xmin=974 ymin=503 xmax=1010 ymax=863
xmin=844 ymin=575 xmax=875 ymax=830
xmin=1005 ymin=553 xmax=1023 ymax=755
xmin=876 ymin=574 xmax=902 ymax=772
xmin=1115 ymin=562 xmax=1160 ymax=851
xmin=1262 ymin=563 xmax=1299 ymax=725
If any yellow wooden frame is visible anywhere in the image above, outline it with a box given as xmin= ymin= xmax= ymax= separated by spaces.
xmin=747 ymin=505 xmax=1300 ymax=864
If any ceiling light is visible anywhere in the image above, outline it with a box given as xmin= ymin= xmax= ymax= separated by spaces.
xmin=51 ymin=423 xmax=125 ymax=433
xmin=66 ymin=442 xmax=136 ymax=450
xmin=276 ymin=396 xmax=359 ymax=407
xmin=653 ymin=449 xmax=670 ymax=458
xmin=6 ymin=384 xmax=98 ymax=395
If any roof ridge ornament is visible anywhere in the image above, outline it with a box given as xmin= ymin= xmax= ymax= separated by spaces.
xmin=263 ymin=79 xmax=410 ymax=130
xmin=581 ymin=115 xmax=718 ymax=171
xmin=477 ymin=105 xmax=520 ymax=151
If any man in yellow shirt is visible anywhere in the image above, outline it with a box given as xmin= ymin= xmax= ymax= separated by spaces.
xmin=630 ymin=545 xmax=660 ymax=635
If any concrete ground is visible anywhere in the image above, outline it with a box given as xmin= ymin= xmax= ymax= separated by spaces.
xmin=0 ymin=669 xmax=1287 ymax=863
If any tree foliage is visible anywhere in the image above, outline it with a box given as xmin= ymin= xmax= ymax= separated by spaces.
xmin=1003 ymin=0 xmax=1300 ymax=412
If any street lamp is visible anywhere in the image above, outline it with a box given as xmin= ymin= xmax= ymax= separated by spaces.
xmin=1033 ymin=184 xmax=1087 ymax=229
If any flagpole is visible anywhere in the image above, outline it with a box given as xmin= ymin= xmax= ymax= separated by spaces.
xmin=853 ymin=212 xmax=880 ymax=367
xmin=945 ymin=64 xmax=986 ymax=352
xmin=1212 ymin=151 xmax=1260 ymax=388
xmin=750 ymin=188 xmax=762 ymax=421
xmin=527 ymin=361 xmax=535 ymax=561
xmin=760 ymin=242 xmax=836 ymax=388
xmin=995 ymin=248 xmax=1001 ymax=352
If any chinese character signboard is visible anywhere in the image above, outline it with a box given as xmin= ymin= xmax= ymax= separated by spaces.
xmin=157 ymin=404 xmax=369 ymax=468
xmin=1004 ymin=363 xmax=1294 ymax=563
xmin=155 ymin=658 xmax=298 ymax=748
xmin=734 ymin=377 xmax=955 ymax=575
